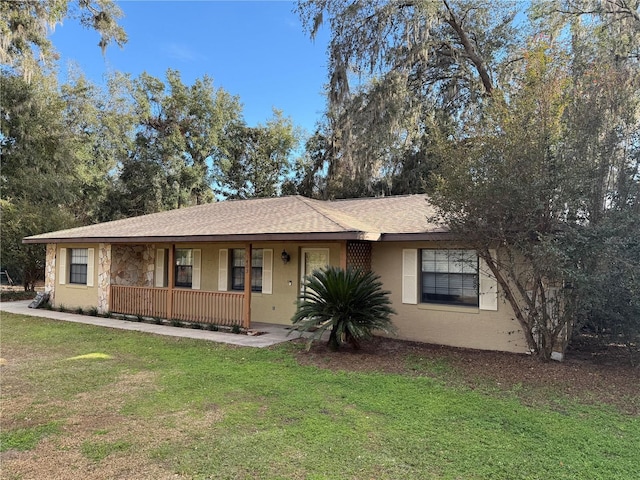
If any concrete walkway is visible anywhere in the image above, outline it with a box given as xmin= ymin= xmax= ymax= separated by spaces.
xmin=0 ymin=300 xmax=300 ymax=348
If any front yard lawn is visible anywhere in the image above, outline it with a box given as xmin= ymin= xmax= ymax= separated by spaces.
xmin=1 ymin=312 xmax=638 ymax=479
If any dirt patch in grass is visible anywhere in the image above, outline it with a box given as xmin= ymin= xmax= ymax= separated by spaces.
xmin=293 ymin=336 xmax=640 ymax=415
xmin=1 ymin=370 xmax=219 ymax=480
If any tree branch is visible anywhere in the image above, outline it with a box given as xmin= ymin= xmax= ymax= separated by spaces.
xmin=442 ymin=0 xmax=494 ymax=95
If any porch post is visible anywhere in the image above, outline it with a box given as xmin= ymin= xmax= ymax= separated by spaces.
xmin=167 ymin=245 xmax=175 ymax=319
xmin=340 ymin=240 xmax=348 ymax=269
xmin=45 ymin=244 xmax=57 ymax=307
xmin=243 ymin=243 xmax=252 ymax=329
xmin=97 ymin=243 xmax=112 ymax=314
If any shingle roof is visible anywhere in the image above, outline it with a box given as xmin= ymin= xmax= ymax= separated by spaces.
xmin=23 ymin=194 xmax=448 ymax=244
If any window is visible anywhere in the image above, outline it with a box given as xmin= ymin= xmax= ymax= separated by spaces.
xmin=69 ymin=248 xmax=88 ymax=284
xmin=231 ymin=249 xmax=263 ymax=292
xmin=421 ymin=249 xmax=478 ymax=306
xmin=175 ymin=249 xmax=193 ymax=288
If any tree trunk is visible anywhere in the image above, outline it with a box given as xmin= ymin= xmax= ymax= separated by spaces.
xmin=443 ymin=0 xmax=494 ymax=95
xmin=328 ymin=328 xmax=340 ymax=351
xmin=479 ymin=250 xmax=538 ymax=353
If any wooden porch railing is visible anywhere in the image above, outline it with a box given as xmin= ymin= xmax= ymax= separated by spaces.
xmin=110 ymin=285 xmax=244 ymax=327
xmin=111 ymin=285 xmax=168 ymax=318
xmin=172 ymin=289 xmax=244 ymax=326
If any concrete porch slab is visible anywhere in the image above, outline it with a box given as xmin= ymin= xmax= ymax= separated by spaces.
xmin=0 ymin=300 xmax=301 ymax=348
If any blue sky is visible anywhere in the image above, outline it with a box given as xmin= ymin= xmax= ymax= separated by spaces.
xmin=51 ymin=1 xmax=330 ymax=133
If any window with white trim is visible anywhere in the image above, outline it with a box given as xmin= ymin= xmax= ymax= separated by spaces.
xmin=69 ymin=248 xmax=88 ymax=284
xmin=231 ymin=249 xmax=263 ymax=292
xmin=175 ymin=249 xmax=193 ymax=288
xmin=421 ymin=249 xmax=478 ymax=307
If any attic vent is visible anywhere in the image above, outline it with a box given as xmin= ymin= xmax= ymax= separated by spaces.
xmin=346 ymin=241 xmax=372 ymax=272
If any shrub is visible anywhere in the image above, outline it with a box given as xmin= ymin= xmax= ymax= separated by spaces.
xmin=231 ymin=324 xmax=242 ymax=334
xmin=75 ymin=307 xmax=84 ymax=315
xmin=153 ymin=317 xmax=163 ymax=325
xmin=0 ymin=290 xmax=36 ymax=302
xmin=207 ymin=324 xmax=219 ymax=331
xmin=87 ymin=307 xmax=99 ymax=316
xmin=291 ymin=266 xmax=396 ymax=351
xmin=170 ymin=319 xmax=182 ymax=327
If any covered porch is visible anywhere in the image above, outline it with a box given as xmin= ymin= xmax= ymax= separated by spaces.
xmin=102 ymin=240 xmax=372 ymax=328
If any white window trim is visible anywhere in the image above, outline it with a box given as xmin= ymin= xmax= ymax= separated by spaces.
xmin=61 ymin=247 xmax=92 ymax=286
xmin=59 ymin=248 xmax=67 ymax=285
xmin=402 ymin=249 xmax=418 ymax=304
xmin=407 ymin=248 xmax=498 ymax=311
xmin=479 ymin=249 xmax=498 ymax=311
xmin=155 ymin=249 xmax=165 ymax=288
xmin=86 ymin=248 xmax=94 ymax=287
xmin=218 ymin=249 xmax=228 ymax=291
xmin=192 ymin=249 xmax=201 ymax=290
xmin=262 ymin=249 xmax=273 ymax=294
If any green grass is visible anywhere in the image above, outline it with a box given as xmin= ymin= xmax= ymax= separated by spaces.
xmin=0 ymin=422 xmax=61 ymax=452
xmin=405 ymin=354 xmax=456 ymax=376
xmin=81 ymin=439 xmax=132 ymax=462
xmin=1 ymin=312 xmax=638 ymax=479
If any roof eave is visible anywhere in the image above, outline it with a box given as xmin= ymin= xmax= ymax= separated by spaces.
xmin=22 ymin=231 xmax=378 ymax=245
xmin=380 ymin=232 xmax=455 ymax=241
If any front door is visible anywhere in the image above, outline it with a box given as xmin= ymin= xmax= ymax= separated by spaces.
xmin=300 ymin=249 xmax=329 ymax=292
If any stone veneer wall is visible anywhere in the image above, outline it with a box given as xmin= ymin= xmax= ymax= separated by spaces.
xmin=97 ymin=243 xmax=112 ymax=314
xmin=45 ymin=244 xmax=57 ymax=305
xmin=111 ymin=245 xmax=155 ymax=287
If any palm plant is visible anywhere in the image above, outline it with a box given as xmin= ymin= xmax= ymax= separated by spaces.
xmin=291 ymin=266 xmax=396 ymax=351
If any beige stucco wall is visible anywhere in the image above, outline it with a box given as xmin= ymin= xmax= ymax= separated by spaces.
xmin=252 ymin=242 xmax=342 ymax=324
xmin=54 ymin=243 xmax=100 ymax=310
xmin=172 ymin=241 xmax=342 ymax=325
xmin=372 ymin=242 xmax=529 ymax=354
xmin=48 ymin=239 xmax=526 ymax=353
xmin=50 ymin=241 xmax=341 ymax=319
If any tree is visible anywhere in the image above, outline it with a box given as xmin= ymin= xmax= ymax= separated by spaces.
xmin=297 ymin=0 xmax=518 ymax=198
xmin=547 ymin=3 xmax=640 ymax=361
xmin=531 ymin=0 xmax=640 ymax=62
xmin=0 ymin=0 xmax=126 ymax=80
xmin=569 ymin=211 xmax=640 ymax=364
xmin=213 ymin=110 xmax=300 ymax=199
xmin=0 ymin=68 xmax=136 ymax=287
xmin=1 ymin=72 xmax=78 ymax=205
xmin=302 ymin=0 xmax=639 ymax=360
xmin=105 ymin=69 xmax=242 ymax=218
xmin=291 ymin=266 xmax=396 ymax=351
xmin=431 ymin=33 xmax=639 ymax=360
xmin=1 ymin=0 xmax=128 ymax=289
xmin=0 ymin=72 xmax=83 ymax=289
xmin=429 ymin=42 xmax=578 ymax=359
xmin=0 ymin=200 xmax=73 ymax=290
xmin=59 ymin=71 xmax=136 ymax=224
